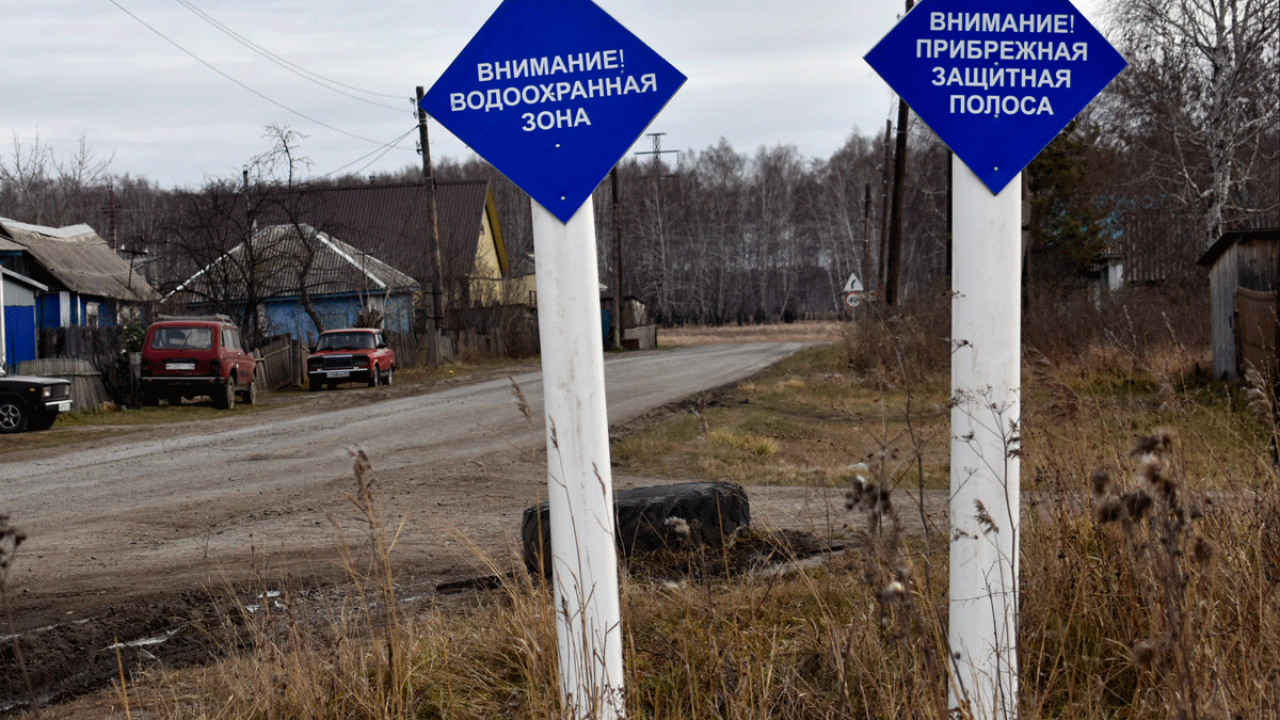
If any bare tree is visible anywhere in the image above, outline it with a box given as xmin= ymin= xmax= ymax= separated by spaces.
xmin=1104 ymin=0 xmax=1280 ymax=247
xmin=0 ymin=132 xmax=113 ymax=226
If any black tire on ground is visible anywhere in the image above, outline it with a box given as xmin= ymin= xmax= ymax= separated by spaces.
xmin=214 ymin=376 xmax=236 ymax=409
xmin=140 ymin=389 xmax=160 ymax=407
xmin=521 ymin=481 xmax=751 ymax=578
xmin=242 ymin=378 xmax=257 ymax=405
xmin=309 ymin=377 xmax=322 ymax=392
xmin=382 ymin=367 xmax=393 ymax=386
xmin=368 ymin=366 xmax=379 ymax=388
xmin=0 ymin=400 xmax=29 ymax=434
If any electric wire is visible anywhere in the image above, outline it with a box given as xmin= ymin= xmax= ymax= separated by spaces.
xmin=316 ymin=126 xmax=418 ymax=180
xmin=106 ymin=0 xmax=388 ymax=147
xmin=172 ymin=0 xmax=409 ymax=111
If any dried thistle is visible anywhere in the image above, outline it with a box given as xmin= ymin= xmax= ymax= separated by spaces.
xmin=1090 ymin=467 xmax=1112 ymax=497
xmin=1131 ymin=639 xmax=1159 ymax=670
xmin=1129 ymin=430 xmax=1174 ymax=459
xmin=1191 ymin=536 xmax=1214 ymax=566
xmin=1137 ymin=455 xmax=1167 ymax=484
xmin=1121 ymin=491 xmax=1154 ymax=522
xmin=1095 ymin=498 xmax=1124 ymax=525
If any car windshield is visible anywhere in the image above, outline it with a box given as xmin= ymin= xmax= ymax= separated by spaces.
xmin=318 ymin=332 xmax=375 ymax=351
xmin=152 ymin=327 xmax=213 ymax=350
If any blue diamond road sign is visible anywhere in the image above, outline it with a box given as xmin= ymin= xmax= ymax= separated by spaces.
xmin=865 ymin=0 xmax=1125 ymax=194
xmin=420 ymin=0 xmax=686 ymax=223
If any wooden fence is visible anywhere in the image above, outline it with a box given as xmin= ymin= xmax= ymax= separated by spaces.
xmin=16 ymin=357 xmax=114 ymax=411
xmin=255 ymin=335 xmax=304 ymax=390
xmin=38 ymin=326 xmax=130 ymax=370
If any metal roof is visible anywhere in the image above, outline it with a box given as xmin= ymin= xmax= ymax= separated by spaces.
xmin=172 ymin=223 xmax=419 ymax=302
xmin=251 ymin=180 xmax=505 ymax=284
xmin=0 ymin=217 xmax=159 ymax=302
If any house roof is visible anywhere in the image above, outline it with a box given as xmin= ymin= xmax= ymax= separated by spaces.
xmin=1197 ymin=228 xmax=1280 ymax=267
xmin=172 ymin=223 xmax=418 ymax=302
xmin=0 ymin=217 xmax=159 ymax=302
xmin=2 ymin=266 xmax=48 ymax=292
xmin=252 ymin=180 xmax=508 ymax=284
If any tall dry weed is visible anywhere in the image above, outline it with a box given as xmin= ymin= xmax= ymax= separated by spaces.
xmin=843 ymin=291 xmax=950 ymax=390
xmin=0 ymin=515 xmax=33 ymax=708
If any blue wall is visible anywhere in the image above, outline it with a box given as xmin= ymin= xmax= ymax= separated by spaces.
xmin=194 ymin=293 xmax=416 ymax=343
xmin=33 ymin=293 xmax=120 ymax=329
xmin=4 ymin=305 xmax=36 ymax=365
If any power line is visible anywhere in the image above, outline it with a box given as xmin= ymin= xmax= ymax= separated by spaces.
xmin=317 ymin=126 xmax=417 ymax=180
xmin=106 ymin=0 xmax=389 ymax=146
xmin=172 ymin=0 xmax=408 ymax=111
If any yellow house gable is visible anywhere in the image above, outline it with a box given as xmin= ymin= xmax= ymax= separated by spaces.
xmin=469 ymin=191 xmax=510 ymax=306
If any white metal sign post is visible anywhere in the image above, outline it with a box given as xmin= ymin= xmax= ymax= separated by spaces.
xmin=865 ymin=0 xmax=1124 ymax=716
xmin=949 ymin=162 xmax=1023 ymax=716
xmin=532 ymin=198 xmax=625 ymax=718
xmin=419 ymin=1 xmax=684 ymax=716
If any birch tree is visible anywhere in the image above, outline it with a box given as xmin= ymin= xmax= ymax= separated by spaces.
xmin=1105 ymin=0 xmax=1280 ymax=247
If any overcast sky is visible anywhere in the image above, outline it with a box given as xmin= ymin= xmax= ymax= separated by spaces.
xmin=6 ymin=0 xmax=1106 ymax=190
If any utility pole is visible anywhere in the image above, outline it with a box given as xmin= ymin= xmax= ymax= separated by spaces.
xmin=103 ymin=181 xmax=119 ymax=250
xmin=416 ymin=86 xmax=445 ymax=366
xmin=610 ymin=167 xmax=624 ymax=349
xmin=635 ymin=133 xmax=678 ymax=323
xmin=885 ymin=0 xmax=914 ymax=306
xmin=862 ymin=183 xmax=872 ymax=298
xmin=879 ymin=119 xmax=892 ymax=295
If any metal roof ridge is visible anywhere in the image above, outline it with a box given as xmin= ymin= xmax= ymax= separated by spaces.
xmin=315 ymin=229 xmax=388 ymax=290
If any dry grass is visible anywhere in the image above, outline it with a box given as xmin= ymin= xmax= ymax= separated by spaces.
xmin=657 ymin=320 xmax=846 ymax=348
xmin=28 ymin=298 xmax=1280 ymax=719
xmin=612 ymin=341 xmax=951 ymax=493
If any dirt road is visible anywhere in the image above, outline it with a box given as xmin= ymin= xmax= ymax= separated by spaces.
xmin=3 ymin=342 xmax=857 ymax=710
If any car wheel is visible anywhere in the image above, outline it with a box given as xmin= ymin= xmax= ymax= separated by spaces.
xmin=309 ymin=377 xmax=322 ymax=392
xmin=368 ymin=365 xmax=379 ymax=388
xmin=215 ymin=377 xmax=236 ymax=409
xmin=141 ymin=389 xmax=160 ymax=407
xmin=242 ymin=377 xmax=257 ymax=405
xmin=383 ymin=367 xmax=394 ymax=386
xmin=168 ymin=394 xmax=183 ymax=407
xmin=0 ymin=400 xmax=29 ymax=434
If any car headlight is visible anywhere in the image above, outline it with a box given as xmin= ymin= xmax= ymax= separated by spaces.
xmin=41 ymin=386 xmax=52 ymax=398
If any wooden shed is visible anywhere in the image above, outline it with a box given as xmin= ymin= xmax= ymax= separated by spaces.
xmin=1197 ymin=228 xmax=1280 ymax=382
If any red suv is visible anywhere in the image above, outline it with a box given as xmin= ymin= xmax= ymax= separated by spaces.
xmin=140 ymin=315 xmax=258 ymax=409
xmin=306 ymin=328 xmax=395 ymax=391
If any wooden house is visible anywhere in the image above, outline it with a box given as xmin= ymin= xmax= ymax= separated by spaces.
xmin=0 ymin=217 xmax=158 ymax=366
xmin=0 ymin=217 xmax=158 ymax=329
xmin=251 ymin=180 xmax=516 ymax=316
xmin=170 ymin=223 xmax=419 ymax=341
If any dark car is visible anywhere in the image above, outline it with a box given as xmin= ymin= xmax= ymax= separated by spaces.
xmin=140 ymin=315 xmax=258 ymax=409
xmin=0 ymin=370 xmax=73 ymax=433
xmin=306 ymin=328 xmax=396 ymax=390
